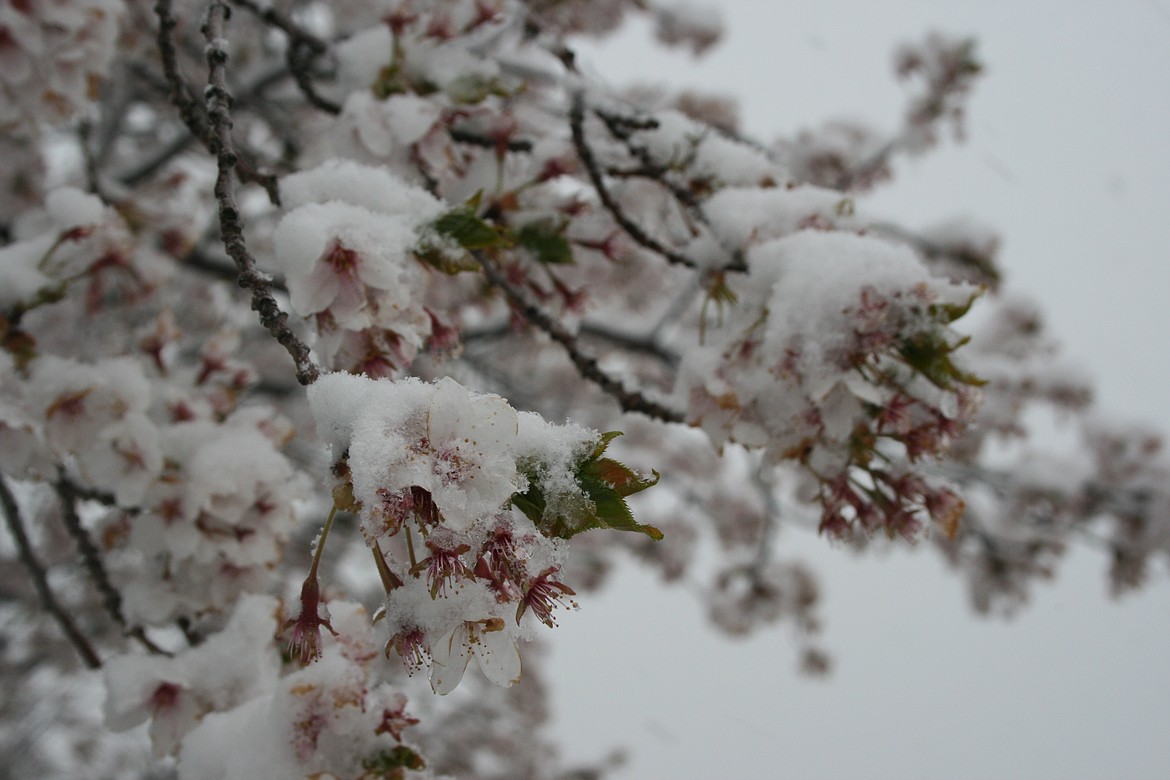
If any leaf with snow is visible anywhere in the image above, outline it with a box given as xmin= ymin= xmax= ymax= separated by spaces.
xmin=513 ymin=432 xmax=662 ymax=541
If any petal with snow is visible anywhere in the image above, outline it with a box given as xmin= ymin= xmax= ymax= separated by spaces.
xmin=429 ymin=624 xmax=472 ymax=695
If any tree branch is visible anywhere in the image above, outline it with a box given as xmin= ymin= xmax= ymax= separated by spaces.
xmin=449 ymin=126 xmax=535 ymax=153
xmin=201 ymin=1 xmax=321 ymax=386
xmin=0 ymin=477 xmax=102 ymax=670
xmin=230 ymin=0 xmax=342 ymax=115
xmin=570 ymin=92 xmax=701 ymax=270
xmin=119 ymin=62 xmax=289 ymax=188
xmin=477 ymin=251 xmax=684 ymax=423
xmin=579 ymin=321 xmax=680 ymax=368
xmin=54 ymin=478 xmax=170 ymax=656
xmin=593 ymin=105 xmax=748 ymax=273
xmin=154 ymin=0 xmax=281 ymax=203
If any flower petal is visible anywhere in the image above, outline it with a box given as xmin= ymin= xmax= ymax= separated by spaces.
xmin=473 ymin=625 xmax=522 ymax=688
xmin=429 ymin=624 xmax=472 ymax=695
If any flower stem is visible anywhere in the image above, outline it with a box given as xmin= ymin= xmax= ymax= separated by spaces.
xmin=309 ymin=503 xmax=339 ymax=580
xmin=404 ymin=524 xmax=418 ymax=571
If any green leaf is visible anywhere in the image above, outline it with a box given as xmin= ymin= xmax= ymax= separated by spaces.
xmin=430 ymin=208 xmax=507 ymax=251
xmin=414 ymin=244 xmax=482 ymax=275
xmin=515 ymin=220 xmax=574 ymax=265
xmin=362 ymin=746 xmax=426 ymax=776
xmin=898 ymin=330 xmax=985 ymax=389
xmin=928 ymin=290 xmax=981 ymax=324
xmin=512 ymin=432 xmax=662 ymax=541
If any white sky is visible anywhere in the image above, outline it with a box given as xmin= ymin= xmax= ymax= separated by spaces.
xmin=547 ymin=3 xmax=1170 ymax=778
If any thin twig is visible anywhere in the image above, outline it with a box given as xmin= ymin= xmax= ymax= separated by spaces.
xmin=54 ymin=478 xmax=171 ymax=656
xmin=119 ymin=133 xmax=196 ymax=188
xmin=154 ymin=0 xmax=281 ymax=203
xmin=477 ymin=251 xmax=684 ymax=423
xmin=230 ymin=0 xmax=342 ymax=115
xmin=464 ymin=319 xmax=679 ymax=368
xmin=77 ymin=122 xmax=106 ymax=200
xmin=449 ymin=126 xmax=535 ymax=153
xmin=121 ymin=62 xmax=289 ymax=188
xmin=154 ymin=0 xmax=208 ymax=139
xmin=202 ymin=1 xmax=321 ymax=386
xmin=580 ymin=321 xmax=680 ymax=368
xmin=1 ymin=477 xmax=102 ymax=669
xmin=593 ymin=104 xmax=747 ymax=272
xmin=570 ymin=92 xmax=700 ymax=270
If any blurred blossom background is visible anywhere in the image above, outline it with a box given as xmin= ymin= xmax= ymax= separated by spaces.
xmin=548 ymin=2 xmax=1170 ymax=778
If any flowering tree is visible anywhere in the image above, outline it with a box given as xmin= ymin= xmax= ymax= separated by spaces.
xmin=1 ymin=1 xmax=1167 ymax=777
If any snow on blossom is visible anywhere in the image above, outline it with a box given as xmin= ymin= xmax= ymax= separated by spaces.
xmin=115 ymin=411 xmax=305 ymax=623
xmin=280 ymin=158 xmax=445 ymax=221
xmin=0 ymin=187 xmax=136 ymax=311
xmin=334 ymin=23 xmax=394 ymax=89
xmin=30 ymin=354 xmax=152 ymax=428
xmin=176 ymin=602 xmax=427 ymax=780
xmin=684 ymin=230 xmax=976 ymax=458
xmin=311 ymin=374 xmax=523 ymax=532
xmin=330 ymin=84 xmax=459 ymax=184
xmin=0 ymin=0 xmax=125 ymax=136
xmin=703 ymin=185 xmax=862 ymax=249
xmin=79 ymin=411 xmax=163 ymax=506
xmin=174 ymin=696 xmax=298 ymax=780
xmin=104 ymin=595 xmax=281 ymax=757
xmin=272 ymin=161 xmax=444 ymax=373
xmin=416 ymin=377 xmax=522 ymax=528
xmin=681 ymin=229 xmax=981 ymax=538
xmin=273 ymin=203 xmax=417 ymax=329
xmin=306 ymin=372 xmax=595 ymax=691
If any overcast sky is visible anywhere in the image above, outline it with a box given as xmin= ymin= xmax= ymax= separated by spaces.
xmin=547 ymin=3 xmax=1170 ymax=778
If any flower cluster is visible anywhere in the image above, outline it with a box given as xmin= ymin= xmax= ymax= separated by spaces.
xmin=683 ymin=228 xmax=982 ymax=540
xmin=105 ymin=595 xmax=431 ymax=777
xmin=272 ymin=161 xmax=449 ymax=377
xmin=0 ymin=187 xmax=154 ymax=318
xmin=0 ymin=1 xmax=1164 ymax=778
xmin=894 ymin=32 xmax=982 ymax=153
xmin=0 ymin=0 xmax=124 ymax=135
xmin=4 ymin=352 xmax=305 ymax=623
xmin=307 ymin=372 xmax=625 ymax=693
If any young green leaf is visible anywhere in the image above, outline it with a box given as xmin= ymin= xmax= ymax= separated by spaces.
xmin=516 ymin=220 xmax=574 ymax=265
xmin=898 ymin=330 xmax=985 ymax=389
xmin=430 ymin=208 xmax=508 ymax=251
xmin=512 ymin=432 xmax=662 ymax=541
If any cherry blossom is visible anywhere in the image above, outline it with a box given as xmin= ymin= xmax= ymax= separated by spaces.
xmin=430 ymin=617 xmax=523 ymax=694
xmin=0 ymin=2 xmax=1165 ymax=778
